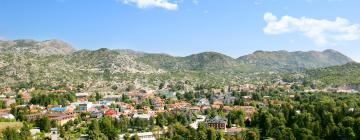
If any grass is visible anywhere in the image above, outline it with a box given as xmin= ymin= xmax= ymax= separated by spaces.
xmin=0 ymin=122 xmax=23 ymax=133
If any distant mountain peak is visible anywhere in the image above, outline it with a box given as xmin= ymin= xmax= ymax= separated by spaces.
xmin=0 ymin=39 xmax=75 ymax=55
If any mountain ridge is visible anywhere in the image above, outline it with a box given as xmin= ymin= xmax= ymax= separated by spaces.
xmin=0 ymin=39 xmax=355 ymax=87
xmin=0 ymin=39 xmax=75 ymax=55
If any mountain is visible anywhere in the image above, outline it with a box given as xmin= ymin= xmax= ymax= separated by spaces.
xmin=0 ymin=39 xmax=75 ymax=55
xmin=305 ymin=62 xmax=360 ymax=87
xmin=0 ymin=39 xmax=356 ymax=89
xmin=237 ymin=49 xmax=354 ymax=71
xmin=138 ymin=52 xmax=249 ymax=72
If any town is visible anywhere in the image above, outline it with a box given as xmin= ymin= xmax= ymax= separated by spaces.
xmin=1 ymin=80 xmax=359 ymax=140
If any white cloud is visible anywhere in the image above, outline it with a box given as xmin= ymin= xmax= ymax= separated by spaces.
xmin=0 ymin=36 xmax=5 ymax=41
xmin=122 ymin=0 xmax=178 ymax=10
xmin=263 ymin=12 xmax=360 ymax=46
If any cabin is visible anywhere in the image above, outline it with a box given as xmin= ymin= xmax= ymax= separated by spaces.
xmin=206 ymin=116 xmax=227 ymax=130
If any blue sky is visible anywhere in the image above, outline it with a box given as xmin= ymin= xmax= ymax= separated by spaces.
xmin=0 ymin=0 xmax=359 ymax=61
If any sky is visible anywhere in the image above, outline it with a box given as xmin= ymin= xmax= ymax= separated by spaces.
xmin=0 ymin=0 xmax=359 ymax=62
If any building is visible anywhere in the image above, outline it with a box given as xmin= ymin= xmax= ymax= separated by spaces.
xmin=133 ymin=113 xmax=151 ymax=120
xmin=48 ymin=113 xmax=76 ymax=126
xmin=196 ymin=98 xmax=210 ymax=106
xmin=119 ymin=131 xmax=164 ymax=140
xmin=0 ymin=113 xmax=15 ymax=119
xmin=2 ymin=98 xmax=16 ymax=107
xmin=206 ymin=116 xmax=227 ymax=130
xmin=50 ymin=128 xmax=59 ymax=140
xmin=104 ymin=109 xmax=118 ymax=117
xmin=151 ymin=97 xmax=165 ymax=111
xmin=25 ymin=112 xmax=47 ymax=121
xmin=75 ymin=93 xmax=90 ymax=99
xmin=224 ymin=95 xmax=236 ymax=104
xmin=71 ymin=101 xmax=93 ymax=112
xmin=90 ymin=111 xmax=103 ymax=118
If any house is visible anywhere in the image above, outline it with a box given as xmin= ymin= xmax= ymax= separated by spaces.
xmin=211 ymin=100 xmax=224 ymax=109
xmin=90 ymin=111 xmax=103 ymax=118
xmin=79 ymin=102 xmax=93 ymax=112
xmin=25 ymin=112 xmax=47 ymax=121
xmin=76 ymin=93 xmax=90 ymax=99
xmin=133 ymin=113 xmax=151 ymax=120
xmin=105 ymin=109 xmax=118 ymax=117
xmin=226 ymin=127 xmax=245 ymax=134
xmin=206 ymin=116 xmax=227 ymax=130
xmin=224 ymin=95 xmax=236 ymax=104
xmin=98 ymin=100 xmax=113 ymax=106
xmin=242 ymin=96 xmax=252 ymax=100
xmin=196 ymin=98 xmax=210 ymax=106
xmin=50 ymin=128 xmax=59 ymax=140
xmin=30 ymin=128 xmax=41 ymax=136
xmin=233 ymin=106 xmax=257 ymax=118
xmin=119 ymin=131 xmax=164 ymax=140
xmin=167 ymin=101 xmax=191 ymax=111
xmin=28 ymin=104 xmax=45 ymax=113
xmin=20 ymin=91 xmax=31 ymax=102
xmin=71 ymin=101 xmax=93 ymax=112
xmin=0 ymin=113 xmax=15 ymax=119
xmin=116 ymin=102 xmax=135 ymax=115
xmin=190 ymin=106 xmax=201 ymax=114
xmin=151 ymin=97 xmax=165 ymax=111
xmin=2 ymin=98 xmax=16 ymax=107
xmin=103 ymin=95 xmax=122 ymax=102
xmin=48 ymin=113 xmax=76 ymax=126
xmin=50 ymin=106 xmax=66 ymax=112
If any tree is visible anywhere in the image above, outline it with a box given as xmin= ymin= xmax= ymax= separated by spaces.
xmin=207 ymin=128 xmax=217 ymax=140
xmin=130 ymin=134 xmax=140 ymax=140
xmin=88 ymin=120 xmax=107 ymax=140
xmin=59 ymin=126 xmax=65 ymax=138
xmin=227 ymin=109 xmax=246 ymax=127
xmin=124 ymin=133 xmax=131 ymax=140
xmin=197 ymin=123 xmax=207 ymax=140
xmin=99 ymin=117 xmax=118 ymax=140
xmin=10 ymin=106 xmax=28 ymax=121
xmin=0 ymin=100 xmax=6 ymax=109
xmin=95 ymin=92 xmax=102 ymax=101
xmin=20 ymin=122 xmax=32 ymax=140
xmin=246 ymin=128 xmax=260 ymax=140
xmin=216 ymin=131 xmax=224 ymax=140
xmin=36 ymin=117 xmax=51 ymax=132
xmin=2 ymin=127 xmax=20 ymax=140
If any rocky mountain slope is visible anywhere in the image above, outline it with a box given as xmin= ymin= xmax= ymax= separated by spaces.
xmin=237 ymin=49 xmax=354 ymax=71
xmin=0 ymin=39 xmax=355 ymax=87
xmin=0 ymin=39 xmax=75 ymax=55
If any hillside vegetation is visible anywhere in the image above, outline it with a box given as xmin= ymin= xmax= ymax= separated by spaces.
xmin=0 ymin=39 xmax=356 ymax=89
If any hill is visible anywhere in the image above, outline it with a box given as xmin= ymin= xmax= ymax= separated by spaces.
xmin=0 ymin=39 xmax=75 ymax=55
xmin=305 ymin=62 xmax=360 ymax=87
xmin=237 ymin=49 xmax=353 ymax=71
xmin=0 ymin=39 xmax=356 ymax=89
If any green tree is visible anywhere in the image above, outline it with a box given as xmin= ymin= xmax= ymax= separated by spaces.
xmin=130 ymin=134 xmax=140 ymax=140
xmin=99 ymin=117 xmax=118 ymax=140
xmin=2 ymin=127 xmax=20 ymax=140
xmin=88 ymin=120 xmax=107 ymax=140
xmin=36 ymin=117 xmax=51 ymax=132
xmin=20 ymin=122 xmax=32 ymax=140
xmin=207 ymin=128 xmax=217 ymax=140
xmin=246 ymin=128 xmax=260 ymax=140
xmin=124 ymin=133 xmax=131 ymax=140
